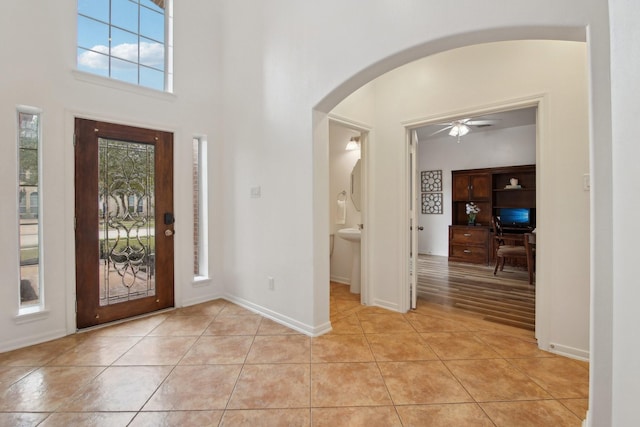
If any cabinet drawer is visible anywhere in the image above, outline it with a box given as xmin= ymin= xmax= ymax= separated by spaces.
xmin=449 ymin=227 xmax=488 ymax=244
xmin=449 ymin=245 xmax=487 ymax=263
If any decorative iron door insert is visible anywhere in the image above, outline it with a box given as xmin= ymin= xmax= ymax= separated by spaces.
xmin=98 ymin=139 xmax=155 ymax=305
xmin=75 ymin=119 xmax=174 ymax=328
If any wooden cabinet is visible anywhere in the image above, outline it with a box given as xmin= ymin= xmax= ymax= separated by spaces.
xmin=448 ymin=164 xmax=536 ymax=265
xmin=452 ymin=172 xmax=491 ymax=201
xmin=451 ymin=170 xmax=491 ymax=227
xmin=448 ymin=226 xmax=490 ymax=264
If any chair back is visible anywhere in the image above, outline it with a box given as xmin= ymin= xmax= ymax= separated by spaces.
xmin=524 ymin=233 xmax=536 ymax=255
xmin=491 ymin=216 xmax=505 ymax=245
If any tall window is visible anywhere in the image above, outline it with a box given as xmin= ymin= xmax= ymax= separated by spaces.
xmin=77 ymin=0 xmax=171 ymax=91
xmin=18 ymin=108 xmax=42 ymax=311
xmin=192 ymin=137 xmax=208 ymax=278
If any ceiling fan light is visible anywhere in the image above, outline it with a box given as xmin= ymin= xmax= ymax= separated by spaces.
xmin=449 ymin=123 xmax=469 ymax=138
xmin=345 ymin=136 xmax=360 ymax=151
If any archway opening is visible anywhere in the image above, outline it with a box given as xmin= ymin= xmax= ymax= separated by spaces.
xmin=313 ymin=35 xmax=590 ymax=363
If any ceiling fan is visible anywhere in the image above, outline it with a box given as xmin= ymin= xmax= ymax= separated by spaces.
xmin=429 ymin=118 xmax=500 ymax=142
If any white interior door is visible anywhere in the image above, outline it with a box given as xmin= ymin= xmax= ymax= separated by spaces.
xmin=409 ymin=130 xmax=418 ymax=309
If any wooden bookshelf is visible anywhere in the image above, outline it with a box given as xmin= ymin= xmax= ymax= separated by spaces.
xmin=449 ymin=164 xmax=536 ymax=264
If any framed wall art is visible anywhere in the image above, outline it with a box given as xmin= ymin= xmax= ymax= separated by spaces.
xmin=421 ymin=169 xmax=442 ymax=192
xmin=422 ymin=192 xmax=443 ymax=214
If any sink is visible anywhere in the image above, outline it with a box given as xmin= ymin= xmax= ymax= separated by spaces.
xmin=337 ymin=228 xmax=361 ymax=294
xmin=337 ymin=227 xmax=361 ymax=242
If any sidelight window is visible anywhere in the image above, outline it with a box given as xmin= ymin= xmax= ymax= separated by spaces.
xmin=192 ymin=137 xmax=208 ymax=278
xmin=18 ymin=107 xmax=42 ymax=312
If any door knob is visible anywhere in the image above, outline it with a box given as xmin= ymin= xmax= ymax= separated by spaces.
xmin=165 ymin=229 xmax=174 ymax=236
xmin=418 ymin=226 xmax=424 ymax=231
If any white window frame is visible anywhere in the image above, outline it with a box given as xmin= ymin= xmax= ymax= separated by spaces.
xmin=193 ymin=136 xmax=209 ymax=281
xmin=76 ymin=0 xmax=173 ymax=93
xmin=16 ymin=105 xmax=44 ymax=316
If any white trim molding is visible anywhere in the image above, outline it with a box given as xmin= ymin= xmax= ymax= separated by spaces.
xmin=224 ymin=294 xmax=333 ymax=337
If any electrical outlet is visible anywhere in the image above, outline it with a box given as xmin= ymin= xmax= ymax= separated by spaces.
xmin=268 ymin=276 xmax=274 ymax=290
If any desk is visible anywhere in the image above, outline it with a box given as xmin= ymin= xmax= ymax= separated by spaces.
xmin=502 ymin=226 xmax=535 ymax=235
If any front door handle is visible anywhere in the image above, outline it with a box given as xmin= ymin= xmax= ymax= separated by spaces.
xmin=165 ymin=229 xmax=174 ymax=237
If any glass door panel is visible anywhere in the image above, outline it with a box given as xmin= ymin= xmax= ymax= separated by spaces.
xmin=98 ymin=139 xmax=156 ymax=305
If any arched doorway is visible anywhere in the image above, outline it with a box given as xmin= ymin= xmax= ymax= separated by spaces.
xmin=313 ymin=37 xmax=590 ymax=359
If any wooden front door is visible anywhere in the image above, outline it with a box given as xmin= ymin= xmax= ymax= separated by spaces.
xmin=75 ymin=118 xmax=174 ymax=329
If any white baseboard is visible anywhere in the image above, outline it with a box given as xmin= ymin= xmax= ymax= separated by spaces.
xmin=223 ymin=294 xmax=332 ymax=337
xmin=330 ymin=275 xmax=350 ymax=285
xmin=548 ymin=342 xmax=590 ymax=361
xmin=1 ymin=293 xmax=332 ymax=352
xmin=372 ymin=298 xmax=400 ymax=312
xmin=418 ymin=251 xmax=448 ymax=257
xmin=180 ymin=292 xmax=224 ymax=308
xmin=582 ymin=409 xmax=590 ymax=427
xmin=1 ymin=328 xmax=68 ymax=353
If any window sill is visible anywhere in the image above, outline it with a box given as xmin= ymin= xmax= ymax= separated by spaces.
xmin=14 ymin=308 xmax=50 ymax=325
xmin=72 ymin=70 xmax=177 ymax=102
xmin=192 ymin=276 xmax=211 ymax=288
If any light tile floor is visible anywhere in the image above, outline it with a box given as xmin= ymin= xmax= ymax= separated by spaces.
xmin=0 ymin=283 xmax=588 ymax=426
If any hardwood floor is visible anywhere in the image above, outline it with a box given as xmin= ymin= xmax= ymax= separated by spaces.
xmin=417 ymin=254 xmax=535 ymax=331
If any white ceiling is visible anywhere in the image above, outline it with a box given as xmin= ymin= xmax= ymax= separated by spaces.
xmin=415 ymin=106 xmax=537 ymax=142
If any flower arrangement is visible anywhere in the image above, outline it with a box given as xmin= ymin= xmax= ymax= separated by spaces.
xmin=466 ymin=202 xmax=480 ymax=224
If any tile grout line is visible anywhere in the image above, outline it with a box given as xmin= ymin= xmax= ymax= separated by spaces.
xmin=129 ymin=300 xmax=228 ymax=425
xmin=218 ymin=311 xmax=261 ymax=422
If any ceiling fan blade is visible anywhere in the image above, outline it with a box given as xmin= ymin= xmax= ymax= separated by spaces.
xmin=428 ymin=125 xmax=453 ymax=137
xmin=466 ymin=119 xmax=500 ymax=126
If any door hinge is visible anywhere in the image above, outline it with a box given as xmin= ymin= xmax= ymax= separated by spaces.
xmin=74 ymin=216 xmax=77 ymax=230
xmin=75 ymin=300 xmax=77 ymax=313
xmin=73 ymin=133 xmax=76 ymax=146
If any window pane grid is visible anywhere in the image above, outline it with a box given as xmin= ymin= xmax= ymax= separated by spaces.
xmin=77 ymin=0 xmax=167 ymax=91
xmin=18 ymin=110 xmax=41 ymax=310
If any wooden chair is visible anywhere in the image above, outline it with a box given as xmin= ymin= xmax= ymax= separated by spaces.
xmin=524 ymin=232 xmax=536 ymax=284
xmin=491 ymin=216 xmax=528 ymax=278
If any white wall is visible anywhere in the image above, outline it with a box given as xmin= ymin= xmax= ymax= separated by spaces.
xmin=418 ymin=124 xmax=536 ymax=256
xmin=609 ymin=1 xmax=640 ymax=425
xmin=0 ymin=0 xmax=223 ymax=351
xmin=329 ymin=123 xmax=361 ymax=284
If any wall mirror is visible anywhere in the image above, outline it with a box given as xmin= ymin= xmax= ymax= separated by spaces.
xmin=351 ymin=159 xmax=361 ymax=211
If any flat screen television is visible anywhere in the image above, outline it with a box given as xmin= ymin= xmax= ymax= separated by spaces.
xmin=498 ymin=208 xmax=534 ymax=228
